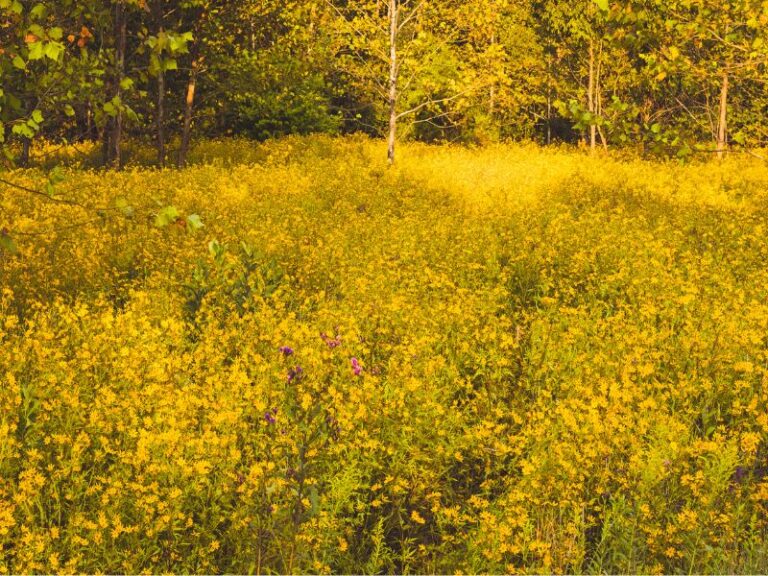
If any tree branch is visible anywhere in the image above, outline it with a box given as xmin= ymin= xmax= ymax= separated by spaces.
xmin=396 ymin=89 xmax=473 ymax=120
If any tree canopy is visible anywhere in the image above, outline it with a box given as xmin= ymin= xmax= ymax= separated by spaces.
xmin=1 ymin=0 xmax=767 ymax=164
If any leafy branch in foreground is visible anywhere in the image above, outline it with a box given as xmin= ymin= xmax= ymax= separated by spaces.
xmin=0 ymin=172 xmax=204 ymax=255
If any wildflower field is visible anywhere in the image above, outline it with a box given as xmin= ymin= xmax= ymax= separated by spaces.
xmin=5 ymin=136 xmax=768 ymax=574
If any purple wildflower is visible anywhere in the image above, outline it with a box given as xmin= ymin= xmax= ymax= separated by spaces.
xmin=287 ymin=366 xmax=304 ymax=383
xmin=264 ymin=411 xmax=276 ymax=425
xmin=321 ymin=332 xmax=342 ymax=349
xmin=351 ymin=357 xmax=362 ymax=376
xmin=279 ymin=346 xmax=294 ymax=357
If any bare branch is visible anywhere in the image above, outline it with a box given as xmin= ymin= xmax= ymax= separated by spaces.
xmin=397 ymin=0 xmax=425 ymax=32
xmin=396 ymin=88 xmax=474 ymax=120
xmin=324 ymin=0 xmax=389 ymax=61
xmin=0 ymin=176 xmax=81 ymax=207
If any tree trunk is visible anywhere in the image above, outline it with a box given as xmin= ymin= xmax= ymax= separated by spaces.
xmin=106 ymin=0 xmax=127 ymax=169
xmin=156 ymin=69 xmax=166 ymax=167
xmin=115 ymin=1 xmax=127 ymax=168
xmin=19 ymin=138 xmax=30 ymax=167
xmin=179 ymin=59 xmax=199 ymax=168
xmin=387 ymin=0 xmax=398 ymax=165
xmin=86 ymin=101 xmax=93 ymax=141
xmin=489 ymin=32 xmax=496 ymax=118
xmin=596 ymin=40 xmax=607 ymax=150
xmin=153 ymin=0 xmax=166 ymax=167
xmin=547 ymin=47 xmax=552 ymax=145
xmin=588 ymin=38 xmax=596 ymax=151
xmin=717 ymin=71 xmax=729 ymax=160
xmin=489 ymin=84 xmax=495 ymax=119
xmin=102 ymin=118 xmax=112 ymax=163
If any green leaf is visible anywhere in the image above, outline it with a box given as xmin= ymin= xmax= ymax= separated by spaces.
xmin=125 ymin=106 xmax=139 ymax=123
xmin=31 ymin=109 xmax=43 ymax=124
xmin=593 ymin=0 xmax=609 ymax=11
xmin=64 ymin=104 xmax=75 ymax=117
xmin=154 ymin=205 xmax=180 ymax=228
xmin=308 ymin=485 xmax=320 ymax=515
xmin=29 ymin=3 xmax=45 ymax=19
xmin=0 ymin=232 xmax=17 ymax=255
xmin=115 ymin=196 xmax=135 ymax=217
xmin=28 ymin=41 xmax=44 ymax=61
xmin=208 ymin=239 xmax=225 ymax=261
xmin=27 ymin=41 xmax=45 ymax=60
xmin=12 ymin=55 xmax=25 ymax=70
xmin=186 ymin=213 xmax=204 ymax=231
xmin=11 ymin=123 xmax=34 ymax=138
xmin=48 ymin=166 xmax=65 ymax=184
xmin=44 ymin=41 xmax=64 ymax=62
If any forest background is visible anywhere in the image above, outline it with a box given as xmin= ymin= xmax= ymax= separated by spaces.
xmin=2 ymin=0 xmax=767 ymax=167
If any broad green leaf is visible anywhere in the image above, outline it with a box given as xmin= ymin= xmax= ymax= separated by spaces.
xmin=27 ymin=41 xmax=44 ymax=61
xmin=11 ymin=123 xmax=34 ymax=138
xmin=44 ymin=42 xmax=64 ymax=61
xmin=49 ymin=167 xmax=65 ymax=184
xmin=155 ymin=206 xmax=180 ymax=228
xmin=125 ymin=106 xmax=139 ymax=123
xmin=29 ymin=3 xmax=45 ymax=19
xmin=186 ymin=214 xmax=204 ymax=231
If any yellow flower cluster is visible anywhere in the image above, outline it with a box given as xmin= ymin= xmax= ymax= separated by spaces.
xmin=3 ymin=135 xmax=768 ymax=573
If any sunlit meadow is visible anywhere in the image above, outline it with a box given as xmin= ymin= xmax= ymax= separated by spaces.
xmin=3 ymin=136 xmax=768 ymax=573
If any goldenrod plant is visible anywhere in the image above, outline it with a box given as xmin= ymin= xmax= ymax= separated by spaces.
xmin=3 ymin=136 xmax=768 ymax=573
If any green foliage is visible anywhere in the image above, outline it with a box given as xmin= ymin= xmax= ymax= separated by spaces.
xmin=0 ymin=0 xmax=767 ymax=163
xmin=222 ymin=50 xmax=341 ymax=140
xmin=0 ymin=229 xmax=18 ymax=255
xmin=154 ymin=205 xmax=181 ymax=228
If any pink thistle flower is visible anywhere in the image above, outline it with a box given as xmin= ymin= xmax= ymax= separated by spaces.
xmin=351 ymin=357 xmax=362 ymax=376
